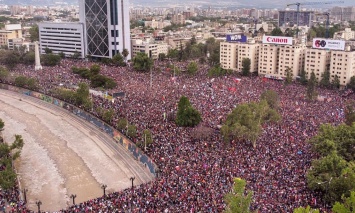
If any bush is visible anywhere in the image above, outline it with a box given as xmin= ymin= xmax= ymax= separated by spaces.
xmin=41 ymin=54 xmax=61 ymax=66
xmin=175 ymin=96 xmax=202 ymax=127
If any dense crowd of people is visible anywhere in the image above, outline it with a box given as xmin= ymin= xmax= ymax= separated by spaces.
xmin=1 ymin=58 xmax=353 ymax=212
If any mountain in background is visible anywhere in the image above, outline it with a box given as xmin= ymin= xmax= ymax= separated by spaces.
xmin=0 ymin=0 xmax=353 ymax=8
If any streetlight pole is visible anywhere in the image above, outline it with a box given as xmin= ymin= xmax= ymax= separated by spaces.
xmin=36 ymin=200 xmax=42 ymax=213
xmin=155 ymin=168 xmax=160 ymax=178
xmin=101 ymin=184 xmax=107 ymax=197
xmin=129 ymin=177 xmax=135 ymax=189
xmin=70 ymin=194 xmax=77 ymax=205
xmin=23 ymin=188 xmax=28 ymax=203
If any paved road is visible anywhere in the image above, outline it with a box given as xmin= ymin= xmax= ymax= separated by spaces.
xmin=0 ymin=89 xmax=154 ymax=212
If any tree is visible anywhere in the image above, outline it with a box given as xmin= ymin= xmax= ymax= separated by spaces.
xmin=112 ymin=52 xmax=126 ymax=66
xmin=175 ymin=96 xmax=202 ymax=127
xmin=299 ymin=70 xmax=308 ymax=85
xmin=224 ymin=178 xmax=253 ymax=213
xmin=41 ymin=54 xmax=61 ymax=66
xmin=221 ymin=100 xmax=281 ymax=147
xmin=348 ymin=76 xmax=355 ymax=92
xmin=102 ymin=109 xmax=114 ymax=123
xmin=127 ymin=124 xmax=137 ymax=139
xmin=90 ymin=64 xmax=100 ymax=76
xmin=2 ymin=51 xmax=19 ymax=70
xmin=241 ymin=58 xmax=251 ymax=76
xmin=345 ymin=101 xmax=355 ymax=126
xmin=332 ymin=191 xmax=355 ymax=213
xmin=72 ymin=51 xmax=81 ymax=59
xmin=187 ymin=61 xmax=198 ymax=75
xmin=271 ymin=27 xmax=283 ymax=36
xmin=22 ymin=51 xmax=35 ymax=65
xmin=190 ymin=35 xmax=197 ymax=45
xmin=320 ymin=70 xmax=331 ymax=88
xmin=331 ymin=75 xmax=340 ymax=89
xmin=132 ymin=52 xmax=153 ymax=72
xmin=306 ymin=72 xmax=318 ymax=100
xmin=14 ymin=76 xmax=28 ymax=87
xmin=27 ymin=78 xmax=38 ymax=90
xmin=122 ymin=48 xmax=129 ymax=62
xmin=142 ymin=129 xmax=153 ymax=149
xmin=260 ymin=90 xmax=279 ymax=109
xmin=307 ymin=152 xmax=355 ymax=203
xmin=29 ymin=24 xmax=39 ymax=42
xmin=284 ymin=67 xmax=293 ymax=85
xmin=309 ymin=123 xmax=355 ymax=161
xmin=0 ymin=66 xmax=9 ymax=82
xmin=167 ymin=48 xmax=179 ymax=60
xmin=158 ymin=53 xmax=166 ymax=61
xmin=0 ymin=134 xmax=24 ymax=190
xmin=75 ymin=83 xmax=91 ymax=107
xmin=117 ymin=118 xmax=128 ymax=131
xmin=293 ymin=206 xmax=320 ymax=213
xmin=44 ymin=47 xmax=52 ymax=54
xmin=0 ymin=118 xmax=4 ymax=131
xmin=58 ymin=52 xmax=65 ymax=58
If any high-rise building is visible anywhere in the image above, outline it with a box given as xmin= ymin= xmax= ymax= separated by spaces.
xmin=278 ymin=11 xmax=313 ymax=27
xmin=79 ymin=0 xmax=131 ymax=59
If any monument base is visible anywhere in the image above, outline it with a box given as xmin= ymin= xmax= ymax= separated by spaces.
xmin=35 ymin=65 xmax=43 ymax=71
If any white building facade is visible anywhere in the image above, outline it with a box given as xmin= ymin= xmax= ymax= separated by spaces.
xmin=38 ymin=22 xmax=86 ymax=58
xmin=79 ymin=0 xmax=131 ymax=59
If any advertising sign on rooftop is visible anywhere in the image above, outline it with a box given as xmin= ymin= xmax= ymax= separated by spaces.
xmin=312 ymin=38 xmax=345 ymax=51
xmin=226 ymin=34 xmax=247 ymax=42
xmin=262 ymin=36 xmax=293 ymax=45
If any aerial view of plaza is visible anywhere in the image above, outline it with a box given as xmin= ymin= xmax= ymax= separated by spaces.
xmin=0 ymin=0 xmax=355 ymax=212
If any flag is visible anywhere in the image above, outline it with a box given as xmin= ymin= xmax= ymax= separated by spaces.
xmin=233 ymin=78 xmax=241 ymax=83
xmin=228 ymin=87 xmax=237 ymax=92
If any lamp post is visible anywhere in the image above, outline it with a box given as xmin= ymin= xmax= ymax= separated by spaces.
xmin=70 ymin=194 xmax=77 ymax=205
xmin=317 ymin=177 xmax=333 ymax=208
xmin=23 ymin=188 xmax=28 ymax=203
xmin=129 ymin=177 xmax=135 ymax=189
xmin=101 ymin=184 xmax=107 ymax=197
xmin=36 ymin=200 xmax=42 ymax=213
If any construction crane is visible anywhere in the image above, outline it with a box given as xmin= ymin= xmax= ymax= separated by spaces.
xmin=286 ymin=1 xmax=344 ymax=38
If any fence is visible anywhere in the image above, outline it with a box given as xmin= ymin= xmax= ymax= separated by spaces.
xmin=0 ymin=83 xmax=157 ymax=176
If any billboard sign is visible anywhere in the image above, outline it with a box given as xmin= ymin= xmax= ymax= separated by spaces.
xmin=312 ymin=38 xmax=345 ymax=51
xmin=226 ymin=34 xmax=247 ymax=42
xmin=262 ymin=36 xmax=293 ymax=45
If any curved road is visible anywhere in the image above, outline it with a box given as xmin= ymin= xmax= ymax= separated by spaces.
xmin=0 ymin=89 xmax=154 ymax=211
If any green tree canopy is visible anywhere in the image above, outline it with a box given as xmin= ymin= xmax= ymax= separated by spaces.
xmin=345 ymin=101 xmax=355 ymax=126
xmin=221 ymin=100 xmax=281 ymax=147
xmin=224 ymin=178 xmax=253 ymax=213
xmin=187 ymin=61 xmax=198 ymax=75
xmin=320 ymin=70 xmax=331 ymax=88
xmin=293 ymin=206 xmax=320 ymax=213
xmin=0 ymin=118 xmax=4 ymax=131
xmin=299 ymin=70 xmax=308 ymax=85
xmin=41 ymin=54 xmax=61 ymax=66
xmin=29 ymin=24 xmax=39 ymax=42
xmin=332 ymin=191 xmax=355 ymax=213
xmin=307 ymin=72 xmax=318 ymax=100
xmin=331 ymin=75 xmax=340 ymax=89
xmin=284 ymin=67 xmax=293 ymax=85
xmin=175 ymin=96 xmax=202 ymax=127
xmin=112 ymin=52 xmax=126 ymax=66
xmin=132 ymin=52 xmax=153 ymax=72
xmin=242 ymin=58 xmax=251 ymax=76
xmin=271 ymin=27 xmax=283 ymax=36
xmin=260 ymin=90 xmax=279 ymax=109
xmin=0 ymin=66 xmax=9 ymax=82
xmin=348 ymin=76 xmax=355 ymax=92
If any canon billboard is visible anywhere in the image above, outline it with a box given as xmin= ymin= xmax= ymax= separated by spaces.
xmin=226 ymin=34 xmax=247 ymax=42
xmin=312 ymin=38 xmax=345 ymax=51
xmin=262 ymin=36 xmax=293 ymax=45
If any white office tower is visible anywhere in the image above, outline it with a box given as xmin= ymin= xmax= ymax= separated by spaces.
xmin=34 ymin=41 xmax=42 ymax=71
xmin=79 ymin=0 xmax=131 ymax=59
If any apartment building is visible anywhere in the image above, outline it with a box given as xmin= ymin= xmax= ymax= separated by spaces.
xmin=237 ymin=43 xmax=260 ymax=73
xmin=38 ymin=22 xmax=86 ymax=58
xmin=0 ymin=24 xmax=22 ymax=46
xmin=171 ymin=13 xmax=185 ymax=25
xmin=304 ymin=49 xmax=331 ymax=81
xmin=131 ymin=39 xmax=169 ymax=59
xmin=330 ymin=51 xmax=355 ymax=86
xmin=333 ymin=28 xmax=355 ymax=40
xmin=220 ymin=41 xmax=238 ymax=70
xmin=278 ymin=45 xmax=306 ymax=78
xmin=258 ymin=44 xmax=280 ymax=76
